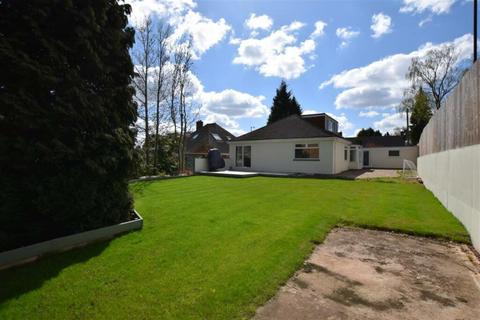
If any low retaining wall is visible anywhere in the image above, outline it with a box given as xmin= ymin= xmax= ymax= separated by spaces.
xmin=194 ymin=157 xmax=231 ymax=173
xmin=418 ymin=144 xmax=480 ymax=251
xmin=0 ymin=210 xmax=144 ymax=270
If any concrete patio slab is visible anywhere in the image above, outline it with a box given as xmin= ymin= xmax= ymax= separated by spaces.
xmin=337 ymin=169 xmax=400 ymax=179
xmin=255 ymin=228 xmax=480 ymax=320
xmin=198 ymin=170 xmax=290 ymax=178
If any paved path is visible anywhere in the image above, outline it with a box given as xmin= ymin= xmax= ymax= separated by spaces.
xmin=255 ymin=228 xmax=480 ymax=320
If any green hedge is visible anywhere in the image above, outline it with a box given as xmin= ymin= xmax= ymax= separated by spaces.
xmin=0 ymin=0 xmax=137 ymax=251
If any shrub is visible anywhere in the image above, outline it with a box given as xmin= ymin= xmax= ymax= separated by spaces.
xmin=0 ymin=0 xmax=137 ymax=251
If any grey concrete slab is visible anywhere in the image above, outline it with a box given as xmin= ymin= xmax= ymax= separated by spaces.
xmin=255 ymin=228 xmax=480 ymax=320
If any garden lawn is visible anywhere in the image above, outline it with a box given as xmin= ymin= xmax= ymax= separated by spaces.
xmin=0 ymin=176 xmax=469 ymax=319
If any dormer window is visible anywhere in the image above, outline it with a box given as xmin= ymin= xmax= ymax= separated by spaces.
xmin=325 ymin=118 xmax=338 ymax=133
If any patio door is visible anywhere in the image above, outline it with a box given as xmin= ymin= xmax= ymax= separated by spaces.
xmin=363 ymin=151 xmax=370 ymax=166
xmin=235 ymin=146 xmax=251 ymax=168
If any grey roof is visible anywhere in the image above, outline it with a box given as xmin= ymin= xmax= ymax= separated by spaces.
xmin=233 ymin=115 xmax=347 ymax=142
xmin=346 ymin=136 xmax=409 ymax=147
xmin=186 ymin=123 xmax=235 ymax=154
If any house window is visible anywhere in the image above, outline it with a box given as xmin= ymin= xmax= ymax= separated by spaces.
xmin=350 ymin=149 xmax=356 ymax=162
xmin=294 ymin=143 xmax=319 ymax=160
xmin=344 ymin=148 xmax=348 ymax=161
xmin=236 ymin=146 xmax=251 ymax=167
xmin=388 ymin=150 xmax=400 ymax=157
xmin=192 ymin=133 xmax=199 ymax=140
xmin=211 ymin=133 xmax=222 ymax=141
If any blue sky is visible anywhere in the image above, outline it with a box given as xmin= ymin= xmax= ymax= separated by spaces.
xmin=127 ymin=0 xmax=475 ymax=136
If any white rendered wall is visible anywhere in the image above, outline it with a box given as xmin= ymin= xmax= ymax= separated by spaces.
xmin=363 ymin=146 xmax=418 ymax=169
xmin=229 ymin=138 xmax=349 ymax=174
xmin=194 ymin=158 xmax=208 ymax=172
xmin=418 ymin=144 xmax=480 ymax=251
xmin=333 ymin=139 xmax=351 ymax=174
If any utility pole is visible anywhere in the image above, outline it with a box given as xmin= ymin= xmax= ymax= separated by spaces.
xmin=475 ymin=0 xmax=478 ymax=62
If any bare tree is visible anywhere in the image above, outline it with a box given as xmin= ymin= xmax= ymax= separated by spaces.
xmin=169 ymin=40 xmax=194 ymax=173
xmin=152 ymin=23 xmax=172 ymax=171
xmin=132 ymin=16 xmax=156 ymax=169
xmin=407 ymin=44 xmax=464 ymax=110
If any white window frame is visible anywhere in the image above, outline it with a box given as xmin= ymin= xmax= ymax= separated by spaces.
xmin=235 ymin=145 xmax=251 ymax=167
xmin=294 ymin=143 xmax=319 ymax=161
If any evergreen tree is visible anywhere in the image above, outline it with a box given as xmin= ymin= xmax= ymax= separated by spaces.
xmin=410 ymin=88 xmax=432 ymax=144
xmin=0 ymin=0 xmax=136 ymax=250
xmin=267 ymin=81 xmax=302 ymax=124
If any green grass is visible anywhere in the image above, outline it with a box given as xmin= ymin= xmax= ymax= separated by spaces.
xmin=0 ymin=176 xmax=469 ymax=319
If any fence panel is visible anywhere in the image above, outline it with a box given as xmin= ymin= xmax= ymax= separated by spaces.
xmin=419 ymin=61 xmax=480 ymax=156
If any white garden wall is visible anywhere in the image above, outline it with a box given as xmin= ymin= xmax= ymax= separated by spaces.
xmin=418 ymin=144 xmax=480 ymax=251
xmin=363 ymin=146 xmax=418 ymax=169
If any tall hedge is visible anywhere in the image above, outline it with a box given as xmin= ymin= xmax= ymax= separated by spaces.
xmin=0 ymin=0 xmax=137 ymax=251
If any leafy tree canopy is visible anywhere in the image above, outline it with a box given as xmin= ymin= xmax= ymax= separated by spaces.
xmin=356 ymin=127 xmax=382 ymax=137
xmin=410 ymin=87 xmax=432 ymax=144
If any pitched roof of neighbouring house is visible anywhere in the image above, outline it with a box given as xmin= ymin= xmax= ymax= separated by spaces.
xmin=346 ymin=136 xmax=408 ymax=147
xmin=186 ymin=123 xmax=235 ymax=154
xmin=233 ymin=115 xmax=347 ymax=142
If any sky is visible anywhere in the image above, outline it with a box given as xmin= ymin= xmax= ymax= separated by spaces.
xmin=126 ymin=0 xmax=476 ymax=137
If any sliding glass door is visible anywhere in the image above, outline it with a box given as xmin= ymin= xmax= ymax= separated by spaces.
xmin=235 ymin=146 xmax=251 ymax=168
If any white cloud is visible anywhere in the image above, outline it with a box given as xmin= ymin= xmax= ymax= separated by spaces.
xmin=336 ymin=27 xmax=360 ymax=39
xmin=336 ymin=27 xmax=360 ymax=48
xmin=232 ymin=21 xmax=315 ymax=79
xmin=319 ymin=34 xmax=472 ymax=109
xmin=373 ymin=113 xmax=406 ymax=134
xmin=371 ymin=13 xmax=392 ymax=38
xmin=400 ymin=0 xmax=456 ymax=15
xmin=245 ymin=13 xmax=273 ymax=31
xmin=283 ymin=21 xmax=306 ymax=32
xmin=188 ymin=74 xmax=268 ymax=133
xmin=419 ymin=15 xmax=433 ymax=27
xmin=126 ymin=0 xmax=196 ymax=26
xmin=170 ymin=11 xmax=231 ymax=58
xmin=127 ymin=1 xmax=231 ymax=58
xmin=359 ymin=110 xmax=380 ymax=118
xmin=311 ymin=20 xmax=327 ymax=38
xmin=303 ymin=109 xmax=319 ymax=115
xmin=200 ymin=89 xmax=268 ymax=118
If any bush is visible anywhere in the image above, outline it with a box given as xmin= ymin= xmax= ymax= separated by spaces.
xmin=0 ymin=0 xmax=137 ymax=251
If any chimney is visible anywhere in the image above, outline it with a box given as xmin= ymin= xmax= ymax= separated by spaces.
xmin=196 ymin=120 xmax=203 ymax=131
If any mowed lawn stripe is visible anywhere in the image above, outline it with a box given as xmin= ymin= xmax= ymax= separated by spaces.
xmin=0 ymin=176 xmax=469 ymax=319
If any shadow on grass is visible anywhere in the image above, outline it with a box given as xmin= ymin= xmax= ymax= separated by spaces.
xmin=336 ymin=220 xmax=471 ymax=244
xmin=0 ymin=239 xmax=111 ymax=305
xmin=129 ymin=180 xmax=156 ymax=197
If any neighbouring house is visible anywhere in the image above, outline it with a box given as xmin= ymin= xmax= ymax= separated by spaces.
xmin=347 ymin=136 xmax=418 ymax=169
xmin=228 ymin=114 xmax=353 ymax=175
xmin=226 ymin=113 xmax=418 ymax=175
xmin=186 ymin=120 xmax=235 ymax=171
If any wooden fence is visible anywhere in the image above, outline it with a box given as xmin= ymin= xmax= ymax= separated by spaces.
xmin=419 ymin=61 xmax=480 ymax=156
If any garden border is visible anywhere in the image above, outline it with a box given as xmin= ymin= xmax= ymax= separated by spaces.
xmin=0 ymin=210 xmax=143 ymax=270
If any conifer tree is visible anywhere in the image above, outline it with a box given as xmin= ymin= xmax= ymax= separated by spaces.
xmin=0 ymin=0 xmax=136 ymax=250
xmin=267 ymin=81 xmax=302 ymax=124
